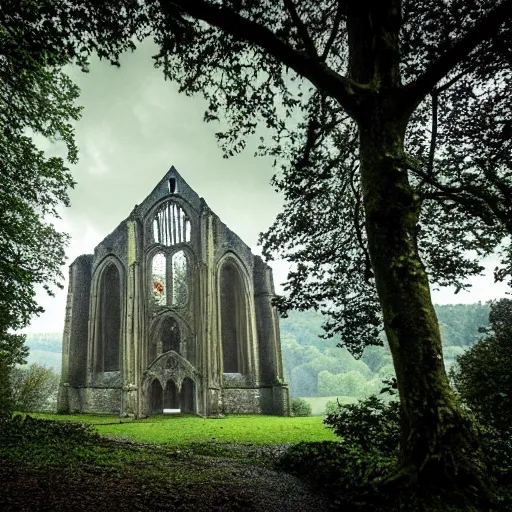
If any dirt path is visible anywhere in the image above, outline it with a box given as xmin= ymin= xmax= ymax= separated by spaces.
xmin=0 ymin=446 xmax=339 ymax=511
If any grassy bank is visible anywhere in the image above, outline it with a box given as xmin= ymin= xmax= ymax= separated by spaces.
xmin=27 ymin=413 xmax=337 ymax=445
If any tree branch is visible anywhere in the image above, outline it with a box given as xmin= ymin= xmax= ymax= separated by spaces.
xmin=409 ymin=163 xmax=510 ymax=230
xmin=403 ymin=0 xmax=512 ymax=108
xmin=321 ymin=0 xmax=344 ymax=61
xmin=436 ymin=64 xmax=475 ymax=93
xmin=164 ymin=0 xmax=364 ymax=116
xmin=427 ymin=91 xmax=438 ymax=177
xmin=282 ymin=0 xmax=318 ymax=59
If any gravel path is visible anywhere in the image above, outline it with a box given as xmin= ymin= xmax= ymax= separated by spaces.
xmin=0 ymin=443 xmax=339 ymax=512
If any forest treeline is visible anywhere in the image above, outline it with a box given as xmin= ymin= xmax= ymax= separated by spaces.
xmin=280 ymin=302 xmax=491 ymax=398
xmin=24 ymin=302 xmax=491 ymax=399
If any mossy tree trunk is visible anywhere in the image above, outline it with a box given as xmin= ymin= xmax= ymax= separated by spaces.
xmin=347 ymin=0 xmax=490 ymax=507
xmin=358 ymin=118 xmax=488 ymax=504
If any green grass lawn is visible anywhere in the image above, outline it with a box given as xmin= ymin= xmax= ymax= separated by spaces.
xmin=28 ymin=413 xmax=338 ymax=445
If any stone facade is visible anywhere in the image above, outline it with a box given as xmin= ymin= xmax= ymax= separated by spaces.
xmin=58 ymin=167 xmax=289 ymax=417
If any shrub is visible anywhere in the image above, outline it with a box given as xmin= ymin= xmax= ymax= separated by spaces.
xmin=290 ymin=397 xmax=312 ymax=417
xmin=10 ymin=364 xmax=59 ymax=412
xmin=1 ymin=414 xmax=98 ymax=446
xmin=324 ymin=399 xmax=339 ymax=415
xmin=449 ymin=304 xmax=512 ymax=436
xmin=324 ymin=394 xmax=400 ymax=455
xmin=277 ymin=441 xmax=395 ymax=504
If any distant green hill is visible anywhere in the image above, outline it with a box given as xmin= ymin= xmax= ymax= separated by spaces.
xmin=279 ymin=303 xmax=491 ymax=399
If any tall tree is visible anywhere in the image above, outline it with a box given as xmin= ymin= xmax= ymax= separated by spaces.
xmin=6 ymin=0 xmax=512 ymax=507
xmin=0 ymin=4 xmax=82 ymax=416
xmin=143 ymin=2 xmax=510 ymax=505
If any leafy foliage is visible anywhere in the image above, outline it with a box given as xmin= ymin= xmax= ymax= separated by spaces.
xmin=280 ymin=306 xmax=487 ymax=399
xmin=324 ymin=395 xmax=401 ymax=455
xmin=0 ymin=22 xmax=80 ymax=333
xmin=10 ymin=364 xmax=59 ymax=412
xmin=277 ymin=441 xmax=395 ymax=502
xmin=437 ymin=303 xmax=491 ymax=347
xmin=0 ymin=1 xmax=84 ymax=418
xmin=0 ymin=334 xmax=29 ymax=421
xmin=450 ymin=299 xmax=512 ymax=436
xmin=0 ymin=414 xmax=101 ymax=469
xmin=290 ymin=397 xmax=312 ymax=417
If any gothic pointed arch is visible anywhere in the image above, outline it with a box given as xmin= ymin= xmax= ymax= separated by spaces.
xmin=148 ymin=247 xmax=192 ymax=309
xmin=92 ymin=258 xmax=124 ymax=374
xmin=142 ymin=351 xmax=201 ymax=415
xmin=219 ymin=258 xmax=250 ymax=374
xmin=148 ymin=312 xmax=191 ymax=365
xmin=150 ymin=379 xmax=163 ymax=414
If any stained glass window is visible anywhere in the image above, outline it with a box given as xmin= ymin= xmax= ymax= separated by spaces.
xmin=172 ymin=250 xmax=188 ymax=306
xmin=152 ymin=253 xmax=166 ymax=305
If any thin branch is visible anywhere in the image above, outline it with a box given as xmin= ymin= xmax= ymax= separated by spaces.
xmin=164 ymin=0 xmax=364 ymax=116
xmin=409 ymin=163 xmax=509 ymax=229
xmin=436 ymin=64 xmax=475 ymax=93
xmin=282 ymin=0 xmax=318 ymax=59
xmin=321 ymin=0 xmax=344 ymax=61
xmin=403 ymin=0 xmax=512 ymax=108
xmin=427 ymin=91 xmax=438 ymax=177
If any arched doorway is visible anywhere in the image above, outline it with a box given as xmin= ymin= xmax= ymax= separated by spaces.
xmin=180 ymin=378 xmax=195 ymax=413
xmin=163 ymin=380 xmax=179 ymax=409
xmin=150 ymin=379 xmax=163 ymax=414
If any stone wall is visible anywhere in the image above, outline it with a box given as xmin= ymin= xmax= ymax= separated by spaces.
xmin=84 ymin=388 xmax=122 ymax=413
xmin=222 ymin=388 xmax=262 ymax=414
xmin=61 ymin=386 xmax=122 ymax=414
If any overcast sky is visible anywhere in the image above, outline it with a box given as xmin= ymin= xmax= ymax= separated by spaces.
xmin=24 ymin=39 xmax=510 ymax=333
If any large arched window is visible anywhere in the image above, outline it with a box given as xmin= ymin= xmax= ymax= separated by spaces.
xmin=95 ymin=263 xmax=121 ymax=372
xmin=220 ymin=262 xmax=248 ymax=374
xmin=153 ymin=201 xmax=191 ymax=246
xmin=150 ymin=250 xmax=189 ymax=307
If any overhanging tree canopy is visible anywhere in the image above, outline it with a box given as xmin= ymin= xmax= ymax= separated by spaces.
xmin=4 ymin=0 xmax=512 ymax=508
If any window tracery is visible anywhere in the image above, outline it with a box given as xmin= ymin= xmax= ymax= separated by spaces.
xmin=150 ymin=250 xmax=189 ymax=308
xmin=153 ymin=201 xmax=191 ymax=246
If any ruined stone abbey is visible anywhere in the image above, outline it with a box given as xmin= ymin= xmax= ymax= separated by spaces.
xmin=57 ymin=167 xmax=289 ymax=417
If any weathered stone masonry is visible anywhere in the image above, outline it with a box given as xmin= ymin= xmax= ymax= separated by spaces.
xmin=57 ymin=167 xmax=289 ymax=417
